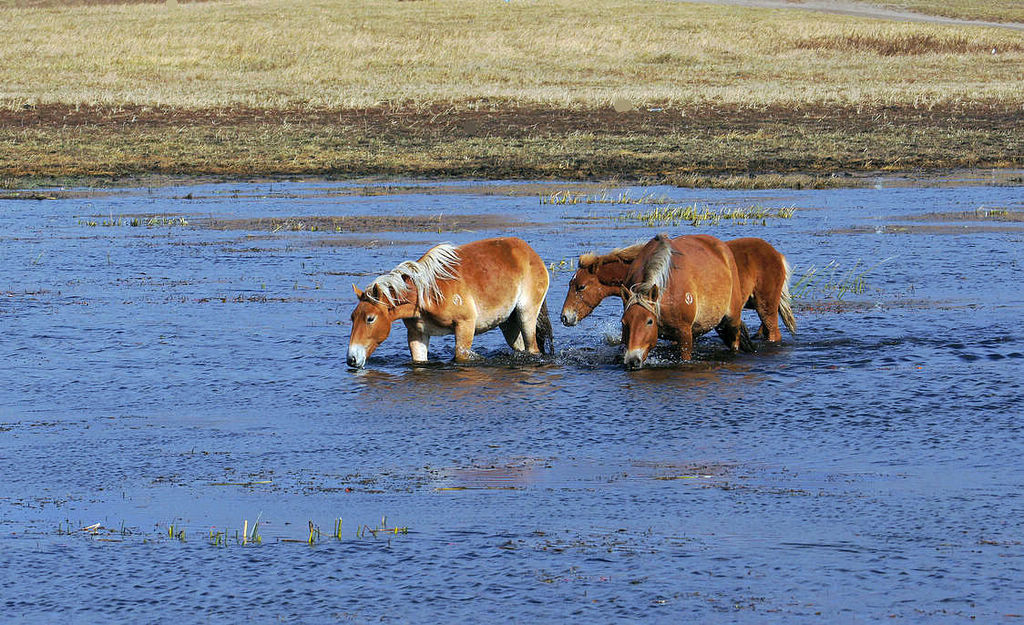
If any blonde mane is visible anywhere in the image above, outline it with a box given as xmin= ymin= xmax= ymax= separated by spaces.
xmin=578 ymin=241 xmax=646 ymax=270
xmin=365 ymin=243 xmax=460 ymax=306
xmin=622 ymin=234 xmax=674 ymax=317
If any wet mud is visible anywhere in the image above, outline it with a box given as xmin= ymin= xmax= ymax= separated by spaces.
xmin=1 ymin=179 xmax=1023 ymax=623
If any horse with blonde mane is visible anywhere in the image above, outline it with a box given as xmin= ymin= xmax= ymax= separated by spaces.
xmin=561 ymin=236 xmax=795 ymax=342
xmin=347 ymin=237 xmax=553 ymax=368
xmin=620 ymin=234 xmax=752 ymax=369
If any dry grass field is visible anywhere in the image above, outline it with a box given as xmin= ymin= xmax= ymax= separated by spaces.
xmin=862 ymin=0 xmax=1024 ymax=23
xmin=0 ymin=0 xmax=1021 ymax=185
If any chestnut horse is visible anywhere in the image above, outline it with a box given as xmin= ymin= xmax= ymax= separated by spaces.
xmin=727 ymin=237 xmax=797 ymax=341
xmin=620 ymin=234 xmax=751 ymax=369
xmin=561 ymin=236 xmax=795 ymax=341
xmin=560 ymin=241 xmax=645 ymax=327
xmin=347 ymin=237 xmax=553 ymax=368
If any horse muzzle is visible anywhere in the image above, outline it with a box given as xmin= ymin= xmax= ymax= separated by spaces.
xmin=560 ymin=310 xmax=578 ymax=327
xmin=623 ymin=349 xmax=646 ymax=370
xmin=347 ymin=344 xmax=367 ymax=369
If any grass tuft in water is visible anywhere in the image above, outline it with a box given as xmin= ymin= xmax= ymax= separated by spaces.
xmin=541 ymin=189 xmax=674 ymax=206
xmin=78 ymin=215 xmax=189 ymax=228
xmin=619 ymin=203 xmax=796 ymax=227
xmin=791 ymin=257 xmax=894 ymax=300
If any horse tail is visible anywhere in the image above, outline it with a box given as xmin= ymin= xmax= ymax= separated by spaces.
xmin=537 ymin=298 xmax=555 ymax=355
xmin=779 ymin=256 xmax=797 ymax=335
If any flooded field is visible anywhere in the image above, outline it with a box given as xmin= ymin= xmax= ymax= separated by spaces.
xmin=2 ymin=178 xmax=1023 ymax=623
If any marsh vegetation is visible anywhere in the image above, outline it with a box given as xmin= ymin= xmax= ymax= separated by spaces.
xmin=0 ymin=0 xmax=1021 ymax=184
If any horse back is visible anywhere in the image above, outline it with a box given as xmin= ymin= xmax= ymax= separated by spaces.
xmin=440 ymin=237 xmax=548 ymax=311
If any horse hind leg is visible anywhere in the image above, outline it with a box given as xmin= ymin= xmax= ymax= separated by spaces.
xmin=745 ymin=293 xmax=770 ymax=340
xmin=755 ymin=289 xmax=783 ymax=342
xmin=514 ymin=301 xmax=543 ymax=355
xmin=499 ymin=317 xmax=526 ymax=352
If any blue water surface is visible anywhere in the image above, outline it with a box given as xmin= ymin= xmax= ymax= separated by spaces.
xmin=1 ymin=179 xmax=1023 ymax=623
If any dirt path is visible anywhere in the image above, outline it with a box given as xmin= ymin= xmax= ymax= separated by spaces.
xmin=673 ymin=0 xmax=1024 ymax=31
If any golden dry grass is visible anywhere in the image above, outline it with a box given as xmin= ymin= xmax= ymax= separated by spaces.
xmin=862 ymin=0 xmax=1024 ymax=24
xmin=0 ymin=0 xmax=1022 ymax=110
xmin=0 ymin=0 xmax=1022 ymax=184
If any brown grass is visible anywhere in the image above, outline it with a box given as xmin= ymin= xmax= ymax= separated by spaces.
xmin=2 ymin=100 xmax=1021 ymax=183
xmin=196 ymin=214 xmax=533 ymax=233
xmin=1 ymin=0 xmax=1021 ymax=110
xmin=791 ymin=32 xmax=1024 ymax=55
xmin=861 ymin=0 xmax=1024 ymax=24
xmin=1 ymin=0 xmax=1022 ymax=184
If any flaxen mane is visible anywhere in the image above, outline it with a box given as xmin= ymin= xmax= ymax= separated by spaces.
xmin=622 ymin=234 xmax=674 ymax=316
xmin=578 ymin=241 xmax=646 ymax=270
xmin=365 ymin=243 xmax=460 ymax=306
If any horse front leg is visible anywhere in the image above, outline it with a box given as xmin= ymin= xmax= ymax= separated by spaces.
xmin=453 ymin=320 xmax=482 ymax=362
xmin=404 ymin=319 xmax=430 ymax=363
xmin=677 ymin=325 xmax=694 ymax=361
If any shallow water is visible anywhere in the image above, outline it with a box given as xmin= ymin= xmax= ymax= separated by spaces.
xmin=1 ymin=179 xmax=1023 ymax=623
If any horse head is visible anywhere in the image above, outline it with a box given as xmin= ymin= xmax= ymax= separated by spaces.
xmin=561 ymin=254 xmax=608 ymax=326
xmin=347 ymin=283 xmax=404 ymax=368
xmin=620 ymin=283 xmax=661 ymax=370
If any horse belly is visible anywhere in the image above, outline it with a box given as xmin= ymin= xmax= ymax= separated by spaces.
xmin=473 ymin=300 xmax=517 ymax=334
xmin=421 ymin=318 xmax=454 ymax=337
xmin=691 ymin=301 xmax=730 ymax=336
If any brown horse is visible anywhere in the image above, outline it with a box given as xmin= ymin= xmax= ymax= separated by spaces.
xmin=620 ymin=234 xmax=750 ymax=369
xmin=728 ymin=237 xmax=797 ymax=341
xmin=346 ymin=237 xmax=553 ymax=368
xmin=560 ymin=242 xmax=645 ymax=327
xmin=561 ymin=236 xmax=795 ymax=342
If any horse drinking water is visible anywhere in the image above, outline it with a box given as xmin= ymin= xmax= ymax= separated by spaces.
xmin=347 ymin=237 xmax=553 ymax=368
xmin=620 ymin=234 xmax=752 ymax=369
xmin=561 ymin=236 xmax=795 ymax=342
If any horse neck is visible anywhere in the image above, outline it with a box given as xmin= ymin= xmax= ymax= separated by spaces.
xmin=383 ymin=285 xmax=419 ymax=320
xmin=595 ymin=259 xmax=631 ymax=289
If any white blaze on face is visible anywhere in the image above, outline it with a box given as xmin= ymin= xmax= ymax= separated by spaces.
xmin=347 ymin=343 xmax=368 ymax=368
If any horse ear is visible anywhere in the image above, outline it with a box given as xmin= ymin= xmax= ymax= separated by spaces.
xmin=619 ymin=285 xmax=630 ymax=301
xmin=649 ymin=284 xmax=660 ymax=302
xmin=352 ymin=283 xmax=364 ymax=299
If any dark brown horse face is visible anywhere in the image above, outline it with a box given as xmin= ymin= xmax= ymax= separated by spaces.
xmin=561 ymin=269 xmax=605 ymax=326
xmin=621 ymin=304 xmax=658 ymax=370
xmin=347 ymin=297 xmax=393 ymax=368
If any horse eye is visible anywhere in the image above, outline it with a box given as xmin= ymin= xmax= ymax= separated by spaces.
xmin=366 ymin=315 xmax=376 ymax=324
xmin=646 ymin=318 xmax=654 ymax=326
xmin=576 ymin=283 xmax=587 ymax=292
